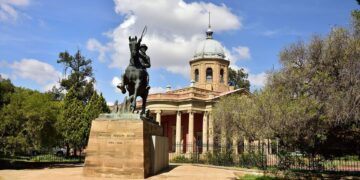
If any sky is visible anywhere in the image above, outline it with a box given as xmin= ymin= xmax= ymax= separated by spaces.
xmin=0 ymin=0 xmax=358 ymax=104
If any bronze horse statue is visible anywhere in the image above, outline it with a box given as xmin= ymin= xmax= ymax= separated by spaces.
xmin=117 ymin=35 xmax=150 ymax=116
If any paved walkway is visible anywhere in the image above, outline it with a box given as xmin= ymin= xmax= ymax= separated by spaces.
xmin=0 ymin=164 xmax=247 ymax=180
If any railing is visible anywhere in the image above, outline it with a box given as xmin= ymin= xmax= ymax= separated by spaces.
xmin=0 ymin=148 xmax=85 ymax=165
xmin=169 ymin=143 xmax=360 ymax=173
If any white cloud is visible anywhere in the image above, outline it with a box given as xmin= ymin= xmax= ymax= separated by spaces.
xmin=1 ymin=0 xmax=29 ymax=6
xmin=224 ymin=45 xmax=251 ymax=68
xmin=10 ymin=58 xmax=61 ymax=84
xmin=86 ymin=38 xmax=109 ymax=62
xmin=227 ymin=65 xmax=267 ymax=88
xmin=0 ymin=0 xmax=30 ymax=22
xmin=262 ymin=30 xmax=279 ymax=37
xmin=0 ymin=60 xmax=9 ymax=67
xmin=262 ymin=28 xmax=304 ymax=38
xmin=88 ymin=0 xmax=241 ymax=77
xmin=113 ymin=0 xmax=240 ymax=37
xmin=232 ymin=46 xmax=251 ymax=60
xmin=229 ymin=64 xmax=249 ymax=74
xmin=43 ymin=81 xmax=60 ymax=92
xmin=0 ymin=73 xmax=9 ymax=79
xmin=111 ymin=76 xmax=122 ymax=93
xmin=248 ymin=72 xmax=268 ymax=87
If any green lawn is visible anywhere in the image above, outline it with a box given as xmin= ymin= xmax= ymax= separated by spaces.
xmin=29 ymin=154 xmax=81 ymax=162
xmin=1 ymin=154 xmax=82 ymax=163
xmin=237 ymin=174 xmax=283 ymax=180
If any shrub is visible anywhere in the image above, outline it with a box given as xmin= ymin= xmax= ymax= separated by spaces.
xmin=204 ymin=151 xmax=234 ymax=166
xmin=171 ymin=155 xmax=190 ymax=163
xmin=238 ymin=152 xmax=266 ymax=168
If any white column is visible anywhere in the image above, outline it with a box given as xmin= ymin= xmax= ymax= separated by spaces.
xmin=202 ymin=111 xmax=208 ymax=153
xmin=187 ymin=111 xmax=194 ymax=153
xmin=208 ymin=111 xmax=214 ymax=152
xmin=244 ymin=138 xmax=249 ymax=153
xmin=268 ymin=139 xmax=272 ymax=154
xmin=221 ymin=126 xmax=227 ymax=153
xmin=175 ymin=111 xmax=182 ymax=154
xmin=264 ymin=139 xmax=268 ymax=155
xmin=232 ymin=135 xmax=238 ymax=155
xmin=155 ymin=110 xmax=161 ymax=124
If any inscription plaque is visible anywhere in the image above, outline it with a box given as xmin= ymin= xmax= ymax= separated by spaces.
xmin=83 ymin=118 xmax=165 ymax=179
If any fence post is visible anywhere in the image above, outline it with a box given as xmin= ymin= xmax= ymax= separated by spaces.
xmin=261 ymin=140 xmax=265 ymax=169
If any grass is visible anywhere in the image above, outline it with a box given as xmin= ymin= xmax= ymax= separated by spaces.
xmin=322 ymin=159 xmax=360 ymax=166
xmin=237 ymin=174 xmax=283 ymax=180
xmin=29 ymin=154 xmax=81 ymax=162
xmin=0 ymin=154 xmax=82 ymax=163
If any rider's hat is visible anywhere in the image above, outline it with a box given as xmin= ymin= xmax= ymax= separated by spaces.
xmin=140 ymin=44 xmax=148 ymax=50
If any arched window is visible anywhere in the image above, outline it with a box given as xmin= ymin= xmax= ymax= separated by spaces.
xmin=220 ymin=69 xmax=224 ymax=83
xmin=206 ymin=68 xmax=213 ymax=82
xmin=194 ymin=69 xmax=199 ymax=82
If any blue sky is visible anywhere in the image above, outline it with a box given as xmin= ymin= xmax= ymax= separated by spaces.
xmin=0 ymin=0 xmax=358 ymax=104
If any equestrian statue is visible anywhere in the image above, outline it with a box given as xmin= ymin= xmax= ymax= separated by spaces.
xmin=117 ymin=26 xmax=151 ymax=119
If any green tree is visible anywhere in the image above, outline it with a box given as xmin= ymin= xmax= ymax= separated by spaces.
xmin=213 ymin=11 xmax=360 ymax=156
xmin=56 ymin=50 xmax=111 ymax=155
xmin=213 ymin=94 xmax=265 ymax=142
xmin=46 ymin=86 xmax=65 ymax=101
xmin=0 ymin=87 xmax=61 ymax=155
xmin=99 ymin=93 xmax=110 ymax=113
xmin=228 ymin=67 xmax=250 ymax=90
xmin=57 ymin=50 xmax=94 ymax=103
xmin=80 ymin=93 xmax=110 ymax=147
xmin=0 ymin=78 xmax=15 ymax=108
xmin=268 ymin=11 xmax=360 ymax=155
xmin=82 ymin=93 xmax=100 ymax=147
xmin=213 ymin=88 xmax=284 ymax=144
xmin=58 ymin=87 xmax=85 ymax=156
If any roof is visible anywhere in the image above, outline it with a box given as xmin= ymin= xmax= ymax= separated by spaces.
xmin=212 ymin=88 xmax=250 ymax=100
xmin=192 ymin=26 xmax=226 ymax=60
xmin=192 ymin=38 xmax=226 ymax=60
xmin=146 ymin=86 xmax=249 ymax=103
xmin=147 ymin=86 xmax=220 ymax=102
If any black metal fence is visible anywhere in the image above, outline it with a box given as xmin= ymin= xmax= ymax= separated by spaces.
xmin=0 ymin=147 xmax=84 ymax=165
xmin=169 ymin=143 xmax=360 ymax=173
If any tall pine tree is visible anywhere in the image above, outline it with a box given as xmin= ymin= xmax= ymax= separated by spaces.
xmin=57 ymin=50 xmax=110 ymax=155
xmin=57 ymin=50 xmax=95 ymax=103
xmin=59 ymin=87 xmax=85 ymax=156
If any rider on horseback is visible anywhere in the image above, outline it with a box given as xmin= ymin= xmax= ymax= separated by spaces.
xmin=115 ymin=26 xmax=152 ymax=115
xmin=138 ymin=44 xmax=151 ymax=91
xmin=117 ymin=35 xmax=151 ymax=94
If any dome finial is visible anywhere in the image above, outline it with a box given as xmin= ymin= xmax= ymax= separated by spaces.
xmin=206 ymin=11 xmax=213 ymax=39
xmin=208 ymin=11 xmax=211 ymax=29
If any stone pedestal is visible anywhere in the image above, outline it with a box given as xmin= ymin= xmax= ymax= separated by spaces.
xmin=83 ymin=114 xmax=168 ymax=179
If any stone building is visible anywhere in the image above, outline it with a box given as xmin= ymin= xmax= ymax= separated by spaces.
xmin=145 ymin=25 xmax=249 ymax=156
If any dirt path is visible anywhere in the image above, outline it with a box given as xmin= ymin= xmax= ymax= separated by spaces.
xmin=0 ymin=164 xmax=243 ymax=180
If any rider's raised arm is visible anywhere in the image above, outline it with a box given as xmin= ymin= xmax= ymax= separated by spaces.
xmin=137 ymin=37 xmax=142 ymax=46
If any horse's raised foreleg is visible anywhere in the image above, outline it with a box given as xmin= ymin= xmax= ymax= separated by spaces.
xmin=130 ymin=80 xmax=140 ymax=112
xmin=117 ymin=74 xmax=127 ymax=94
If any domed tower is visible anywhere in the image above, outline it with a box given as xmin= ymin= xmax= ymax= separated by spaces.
xmin=189 ymin=16 xmax=230 ymax=92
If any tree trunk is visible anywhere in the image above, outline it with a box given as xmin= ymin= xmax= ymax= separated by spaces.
xmin=66 ymin=143 xmax=70 ymax=157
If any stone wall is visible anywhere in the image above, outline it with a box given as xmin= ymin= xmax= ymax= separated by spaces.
xmin=83 ymin=118 xmax=167 ymax=179
xmin=151 ymin=136 xmax=169 ymax=174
